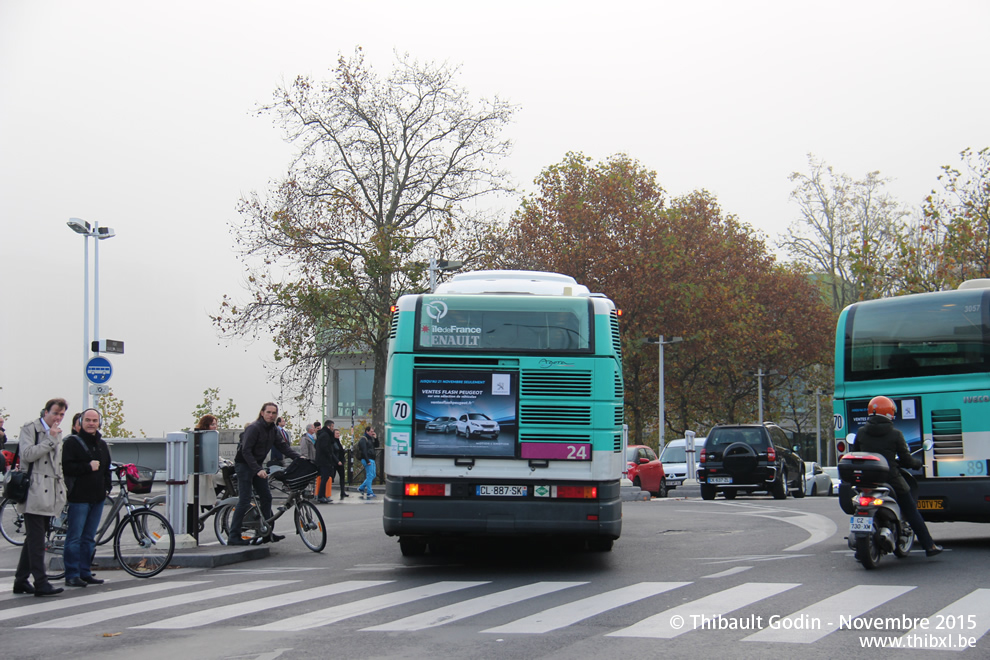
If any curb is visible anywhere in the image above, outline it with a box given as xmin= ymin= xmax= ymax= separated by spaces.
xmin=92 ymin=545 xmax=271 ymax=570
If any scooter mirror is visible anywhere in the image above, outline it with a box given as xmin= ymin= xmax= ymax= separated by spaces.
xmin=923 ymin=438 xmax=934 ymax=451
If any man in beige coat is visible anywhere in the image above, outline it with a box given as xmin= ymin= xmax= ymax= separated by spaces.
xmin=13 ymin=398 xmax=68 ymax=597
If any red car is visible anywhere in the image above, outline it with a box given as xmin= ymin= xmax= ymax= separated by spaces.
xmin=625 ymin=445 xmax=667 ymax=497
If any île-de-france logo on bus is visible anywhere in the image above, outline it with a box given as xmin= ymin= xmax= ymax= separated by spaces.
xmin=425 ymin=301 xmax=448 ymax=323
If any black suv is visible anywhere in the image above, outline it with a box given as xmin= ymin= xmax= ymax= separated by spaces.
xmin=697 ymin=423 xmax=805 ymax=500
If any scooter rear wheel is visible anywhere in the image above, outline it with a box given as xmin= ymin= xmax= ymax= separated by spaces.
xmin=855 ymin=532 xmax=881 ymax=569
xmin=894 ymin=524 xmax=914 ymax=558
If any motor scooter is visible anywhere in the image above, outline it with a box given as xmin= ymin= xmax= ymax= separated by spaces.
xmin=839 ymin=436 xmax=932 ymax=570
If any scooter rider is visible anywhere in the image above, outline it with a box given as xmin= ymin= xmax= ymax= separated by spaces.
xmin=854 ymin=396 xmax=943 ymax=557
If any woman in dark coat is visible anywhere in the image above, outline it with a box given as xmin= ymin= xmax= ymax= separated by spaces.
xmin=314 ymin=425 xmax=334 ymax=504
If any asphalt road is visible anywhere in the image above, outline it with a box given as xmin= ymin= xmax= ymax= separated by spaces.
xmin=2 ymin=491 xmax=988 ymax=660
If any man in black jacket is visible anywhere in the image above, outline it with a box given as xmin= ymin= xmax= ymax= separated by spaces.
xmin=228 ymin=402 xmax=300 ymax=545
xmin=61 ymin=408 xmax=112 ymax=587
xmin=854 ymin=396 xmax=942 ymax=557
xmin=330 ymin=427 xmax=348 ymax=500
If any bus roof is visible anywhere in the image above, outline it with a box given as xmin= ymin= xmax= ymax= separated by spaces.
xmin=434 ymin=270 xmax=592 ymax=296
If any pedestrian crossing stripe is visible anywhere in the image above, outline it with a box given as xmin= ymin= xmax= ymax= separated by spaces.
xmin=135 ymin=581 xmax=392 ymax=630
xmin=3 ymin=581 xmax=210 ymax=620
xmin=744 ymin=585 xmax=915 ymax=644
xmin=1 ymin=578 xmax=987 ymax=648
xmin=246 ymin=581 xmax=489 ymax=632
xmin=21 ymin=580 xmax=298 ymax=629
xmin=607 ymin=582 xmax=798 ymax=639
xmin=483 ymin=582 xmax=689 ymax=634
xmin=899 ymin=588 xmax=990 ymax=651
xmin=364 ymin=581 xmax=587 ymax=632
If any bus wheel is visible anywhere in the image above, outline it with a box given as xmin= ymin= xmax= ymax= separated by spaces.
xmin=399 ymin=537 xmax=427 ymax=557
xmin=588 ymin=537 xmax=613 ymax=552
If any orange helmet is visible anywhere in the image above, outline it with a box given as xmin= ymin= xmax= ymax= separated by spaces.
xmin=868 ymin=396 xmax=897 ymax=420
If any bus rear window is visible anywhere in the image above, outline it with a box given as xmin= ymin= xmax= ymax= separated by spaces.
xmin=844 ymin=290 xmax=990 ymax=381
xmin=415 ymin=295 xmax=592 ymax=352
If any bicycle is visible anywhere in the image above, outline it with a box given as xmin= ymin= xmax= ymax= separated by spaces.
xmin=45 ymin=462 xmax=175 ymax=578
xmin=214 ymin=467 xmax=326 ymax=552
xmin=0 ymin=489 xmax=162 ymax=547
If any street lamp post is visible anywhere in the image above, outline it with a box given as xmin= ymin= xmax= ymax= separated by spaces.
xmin=804 ymin=388 xmax=833 ymax=465
xmin=644 ymin=335 xmax=682 ymax=449
xmin=427 ymin=257 xmax=463 ymax=291
xmin=66 ymin=218 xmax=116 ymax=408
xmin=749 ymin=367 xmax=778 ymax=424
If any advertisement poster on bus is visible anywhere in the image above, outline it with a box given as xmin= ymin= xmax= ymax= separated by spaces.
xmin=412 ymin=369 xmax=517 ymax=458
xmin=846 ymin=396 xmax=923 ymax=452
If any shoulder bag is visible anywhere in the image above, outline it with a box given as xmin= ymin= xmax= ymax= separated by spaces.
xmin=2 ymin=430 xmax=38 ymax=503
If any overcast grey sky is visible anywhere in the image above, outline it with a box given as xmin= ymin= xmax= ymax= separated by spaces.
xmin=2 ymin=0 xmax=988 ymax=435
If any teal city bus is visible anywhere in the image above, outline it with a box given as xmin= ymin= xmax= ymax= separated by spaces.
xmin=382 ymin=270 xmax=625 ymax=555
xmin=833 ymin=280 xmax=990 ymax=523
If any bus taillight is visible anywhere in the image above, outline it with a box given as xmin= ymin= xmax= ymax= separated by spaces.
xmin=405 ymin=483 xmax=449 ymax=497
xmin=556 ymin=486 xmax=597 ymax=499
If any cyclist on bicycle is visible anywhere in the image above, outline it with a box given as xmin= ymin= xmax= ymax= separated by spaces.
xmin=228 ymin=402 xmax=300 ymax=545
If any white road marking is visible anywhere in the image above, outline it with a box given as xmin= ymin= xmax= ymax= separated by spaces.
xmin=744 ymin=584 xmax=915 ymax=643
xmin=2 ymin=581 xmax=210 ymax=619
xmin=134 ymin=580 xmax=392 ymax=629
xmin=702 ymin=566 xmax=753 ymax=578
xmin=245 ymin=581 xmax=489 ymax=632
xmin=608 ymin=582 xmax=798 ymax=639
xmin=487 ymin=582 xmax=690 ymax=634
xmin=365 ymin=581 xmax=586 ymax=631
xmin=20 ymin=580 xmax=298 ymax=629
xmin=899 ymin=588 xmax=990 ymax=652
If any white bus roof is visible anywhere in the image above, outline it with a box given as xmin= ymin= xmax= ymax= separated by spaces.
xmin=434 ymin=270 xmax=592 ymax=296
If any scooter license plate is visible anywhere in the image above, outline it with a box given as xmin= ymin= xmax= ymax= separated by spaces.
xmin=850 ymin=516 xmax=874 ymax=533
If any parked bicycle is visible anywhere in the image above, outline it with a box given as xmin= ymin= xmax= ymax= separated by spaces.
xmin=1 ymin=482 xmax=163 ymax=547
xmin=45 ymin=462 xmax=175 ymax=578
xmin=214 ymin=459 xmax=326 ymax=552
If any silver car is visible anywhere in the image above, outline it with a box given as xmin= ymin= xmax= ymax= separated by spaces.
xmin=425 ymin=416 xmax=457 ymax=433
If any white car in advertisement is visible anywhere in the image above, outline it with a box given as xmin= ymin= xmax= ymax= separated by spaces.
xmin=456 ymin=412 xmax=500 ymax=439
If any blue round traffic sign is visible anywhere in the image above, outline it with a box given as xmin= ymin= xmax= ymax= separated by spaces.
xmin=86 ymin=356 xmax=113 ymax=384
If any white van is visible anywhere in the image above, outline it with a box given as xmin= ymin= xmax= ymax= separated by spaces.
xmin=658 ymin=436 xmax=706 ymax=490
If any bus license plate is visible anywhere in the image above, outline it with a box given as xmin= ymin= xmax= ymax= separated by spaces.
xmin=850 ymin=516 xmax=874 ymax=533
xmin=477 ymin=485 xmax=527 ymax=497
xmin=918 ymin=498 xmax=945 ymax=510
xmin=709 ymin=476 xmax=733 ymax=484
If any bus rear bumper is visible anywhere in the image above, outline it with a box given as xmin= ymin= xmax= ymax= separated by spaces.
xmin=383 ymin=480 xmax=622 ymax=540
xmin=917 ymin=479 xmax=990 ymax=523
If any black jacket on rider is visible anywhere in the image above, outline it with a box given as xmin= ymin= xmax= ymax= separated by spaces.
xmin=853 ymin=414 xmax=919 ymax=495
xmin=236 ymin=416 xmax=299 ymax=474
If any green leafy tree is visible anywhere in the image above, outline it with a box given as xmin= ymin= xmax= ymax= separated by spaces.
xmin=97 ymin=389 xmax=131 ymax=438
xmin=191 ymin=387 xmax=240 ymax=429
xmin=215 ymin=48 xmax=516 ymax=432
xmin=507 ymin=153 xmax=834 ymax=445
xmin=894 ymin=147 xmax=990 ymax=291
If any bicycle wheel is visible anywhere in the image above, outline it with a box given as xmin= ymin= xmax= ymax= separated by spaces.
xmin=294 ymin=500 xmax=326 ymax=552
xmin=214 ymin=502 xmax=262 ymax=544
xmin=214 ymin=503 xmax=233 ymax=545
xmin=45 ymin=525 xmax=67 ymax=580
xmin=0 ymin=498 xmax=27 ymax=546
xmin=114 ymin=509 xmax=174 ymax=578
xmin=95 ymin=496 xmax=120 ymax=546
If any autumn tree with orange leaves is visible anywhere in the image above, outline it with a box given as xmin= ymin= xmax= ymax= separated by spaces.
xmin=503 ymin=152 xmax=834 ymax=446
